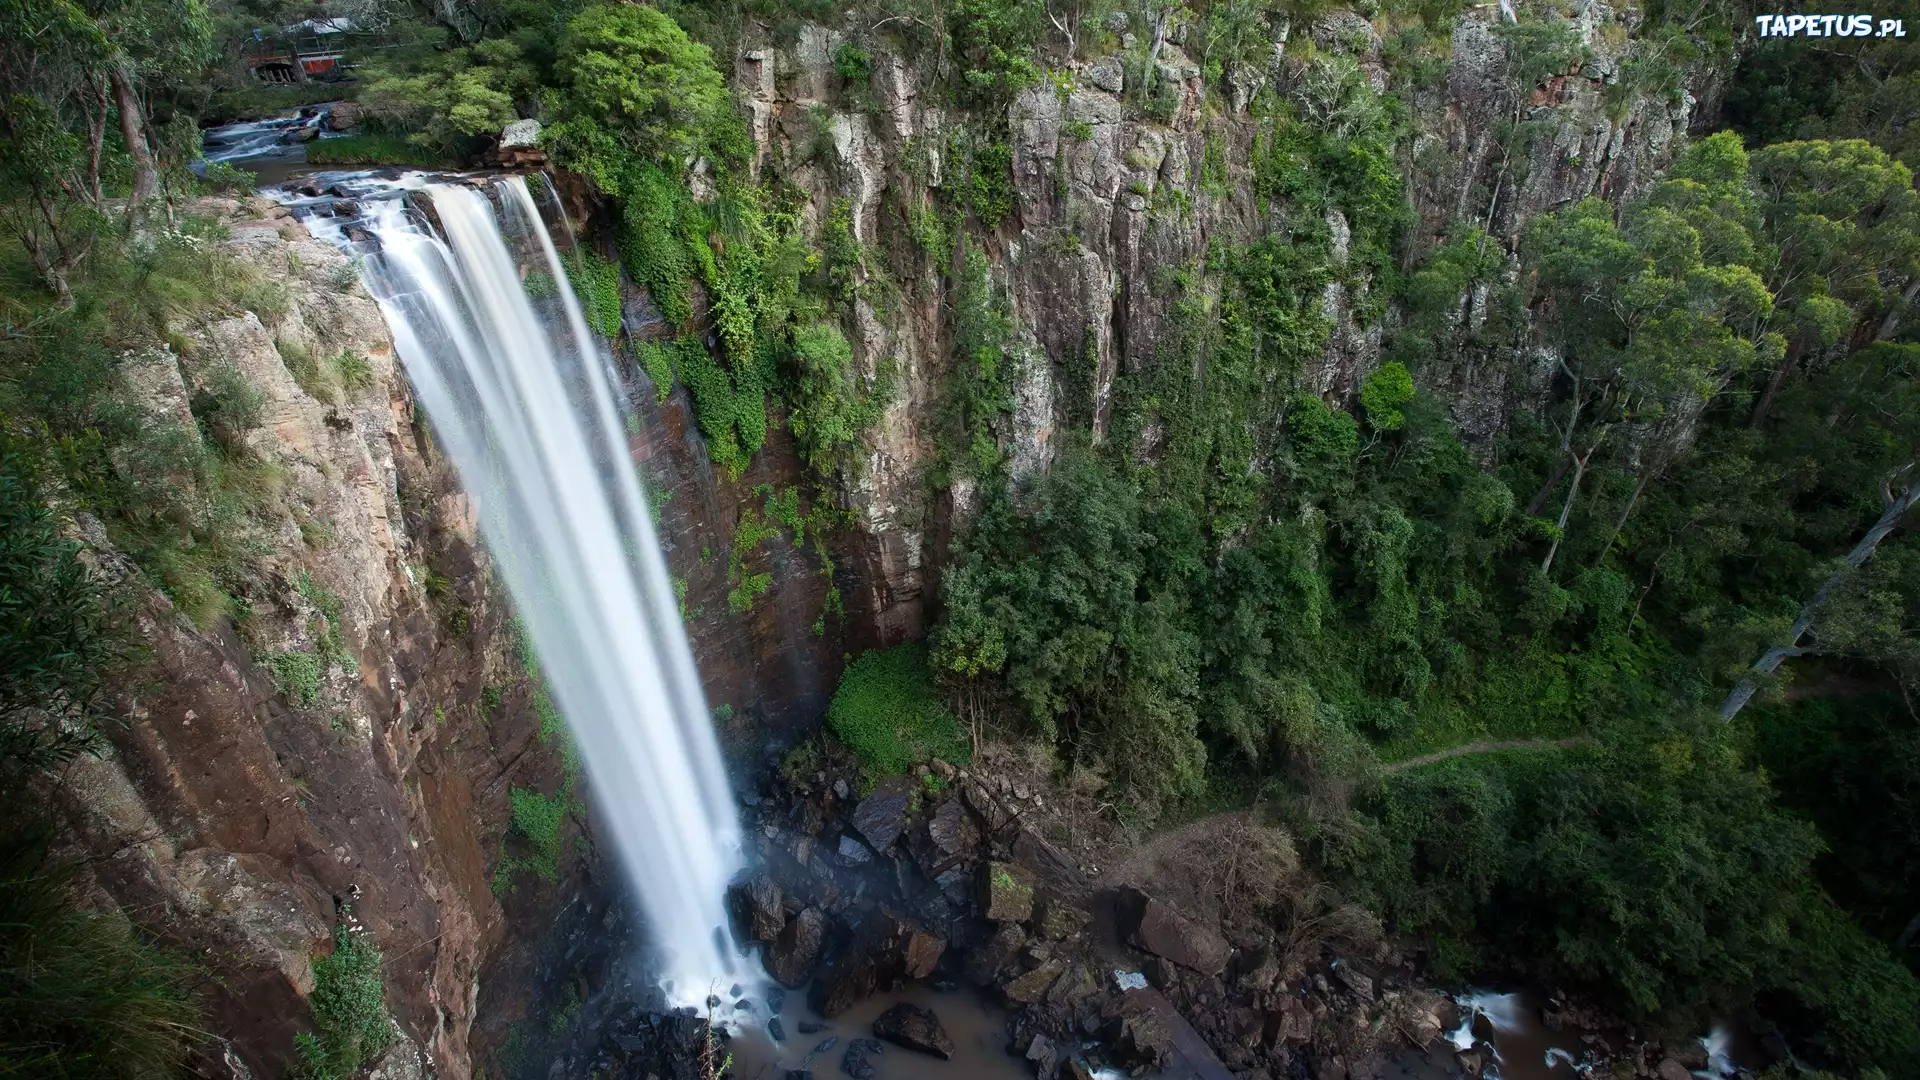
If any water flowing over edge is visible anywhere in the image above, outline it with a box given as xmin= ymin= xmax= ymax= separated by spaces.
xmin=287 ymin=172 xmax=750 ymax=1007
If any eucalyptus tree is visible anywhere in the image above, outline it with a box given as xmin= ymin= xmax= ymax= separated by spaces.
xmin=1523 ymin=134 xmax=1774 ymax=576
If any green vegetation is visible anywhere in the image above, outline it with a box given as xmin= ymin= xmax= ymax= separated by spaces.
xmin=827 ymin=644 xmax=971 ymax=778
xmin=0 ymin=831 xmax=201 ymax=1079
xmin=305 ymin=134 xmax=454 ymax=168
xmin=293 ymin=914 xmax=393 ymax=1079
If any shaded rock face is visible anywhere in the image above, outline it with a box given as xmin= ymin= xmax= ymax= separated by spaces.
xmin=1120 ymin=889 xmax=1233 ymax=976
xmin=718 ymin=6 xmax=1709 ymax=635
xmin=49 ymin=196 xmax=541 ymax=1080
xmin=872 ymin=1003 xmax=955 ymax=1059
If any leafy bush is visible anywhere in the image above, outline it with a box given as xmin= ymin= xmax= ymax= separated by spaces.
xmin=264 ymin=651 xmax=323 ymax=708
xmin=552 ymin=3 xmax=737 ymax=169
xmin=789 ymin=322 xmax=890 ymax=479
xmin=564 ymin=250 xmax=624 ymax=338
xmin=636 ymin=339 xmax=676 ymax=402
xmin=296 ymin=916 xmax=393 ymax=1078
xmin=1360 ymin=362 xmax=1415 ymax=430
xmin=0 ymin=831 xmax=201 ymax=1079
xmin=0 ymin=433 xmax=128 ymax=769
xmin=507 ymin=787 xmax=567 ymax=883
xmin=828 ymin=644 xmax=972 ymax=778
xmin=190 ymin=364 xmax=267 ymax=458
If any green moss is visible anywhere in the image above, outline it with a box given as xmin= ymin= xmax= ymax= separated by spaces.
xmin=636 ymin=339 xmax=677 ymax=402
xmin=507 ymin=786 xmax=567 ymax=883
xmin=827 ymin=644 xmax=971 ymax=778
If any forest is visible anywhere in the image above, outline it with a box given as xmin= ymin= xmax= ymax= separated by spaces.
xmin=0 ymin=0 xmax=1917 ymax=1075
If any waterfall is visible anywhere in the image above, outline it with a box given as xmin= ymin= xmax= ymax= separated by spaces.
xmin=296 ymin=174 xmax=746 ymax=1003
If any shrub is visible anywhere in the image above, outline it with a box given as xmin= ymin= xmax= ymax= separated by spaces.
xmin=264 ymin=651 xmax=323 ymax=708
xmin=0 ymin=433 xmax=128 ymax=769
xmin=827 ymin=644 xmax=971 ymax=778
xmin=189 ymin=364 xmax=267 ymax=458
xmin=297 ymin=916 xmax=393 ymax=1078
xmin=0 ymin=832 xmax=201 ymax=1079
xmin=508 ymin=786 xmax=567 ymax=883
xmin=1360 ymin=361 xmax=1414 ymax=431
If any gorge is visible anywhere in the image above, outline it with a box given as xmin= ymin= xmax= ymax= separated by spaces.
xmin=1 ymin=0 xmax=1918 ymax=1079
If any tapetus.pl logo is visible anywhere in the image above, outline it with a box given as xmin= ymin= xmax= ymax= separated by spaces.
xmin=1754 ymin=13 xmax=1907 ymax=36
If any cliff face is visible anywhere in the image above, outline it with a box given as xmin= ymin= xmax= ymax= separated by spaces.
xmin=729 ymin=3 xmax=1706 ymax=637
xmin=48 ymin=6 xmax=1719 ymax=1078
xmin=50 ymin=196 xmax=549 ymax=1080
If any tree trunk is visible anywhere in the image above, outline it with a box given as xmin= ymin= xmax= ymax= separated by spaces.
xmin=1876 ymin=278 xmax=1920 ymax=341
xmin=110 ymin=65 xmax=157 ymax=206
xmin=1719 ymin=473 xmax=1920 ymax=721
xmin=1749 ymin=339 xmax=1807 ymax=427
xmin=1593 ymin=471 xmax=1650 ymax=566
xmin=1538 ymin=442 xmax=1595 ymax=577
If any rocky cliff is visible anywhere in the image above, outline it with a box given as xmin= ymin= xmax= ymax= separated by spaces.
xmin=46 ymin=5 xmax=1723 ymax=1078
xmin=717 ymin=1 xmax=1707 ymax=637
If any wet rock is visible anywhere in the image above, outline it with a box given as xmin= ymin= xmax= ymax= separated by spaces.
xmin=837 ymin=834 xmax=874 ymax=864
xmin=840 ymin=1045 xmax=875 ymax=1079
xmin=1120 ymin=889 xmax=1231 ymax=976
xmin=787 ymin=1072 xmax=813 ymax=1080
xmin=599 ymin=1008 xmax=717 ymax=1080
xmin=1065 ymin=1055 xmax=1097 ymax=1080
xmin=812 ymin=908 xmax=947 ymax=1016
xmin=1037 ymin=897 xmax=1090 ymax=940
xmin=1456 ymin=1048 xmax=1488 ymax=1078
xmin=798 ymin=1020 xmax=826 ymax=1034
xmin=1331 ymin=963 xmax=1374 ymax=1002
xmin=1672 ymin=1042 xmax=1709 ymax=1071
xmin=1655 ymin=1060 xmax=1691 ymax=1080
xmin=967 ymin=921 xmax=1028 ymax=985
xmin=1005 ymin=960 xmax=1065 ymax=1004
xmin=768 ymin=1017 xmax=786 ymax=1042
xmin=1026 ymin=1032 xmax=1058 ymax=1077
xmin=852 ymin=775 xmax=913 ymax=852
xmin=873 ymin=1003 xmax=954 ymax=1059
xmin=983 ymin=862 xmax=1035 ymax=922
xmin=814 ymin=1036 xmax=840 ymax=1053
xmin=767 ymin=906 xmax=828 ymax=988
xmin=733 ymin=876 xmax=786 ymax=943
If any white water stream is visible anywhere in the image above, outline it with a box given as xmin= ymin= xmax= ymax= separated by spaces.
xmin=294 ymin=174 xmax=746 ymax=1004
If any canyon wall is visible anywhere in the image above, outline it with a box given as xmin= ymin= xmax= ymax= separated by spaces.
xmin=44 ymin=4 xmax=1721 ymax=1077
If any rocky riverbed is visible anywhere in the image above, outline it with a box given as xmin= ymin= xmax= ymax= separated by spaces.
xmin=538 ymin=741 xmax=1763 ymax=1080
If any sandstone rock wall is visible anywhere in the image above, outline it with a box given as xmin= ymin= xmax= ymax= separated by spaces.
xmin=727 ymin=2 xmax=1708 ymax=644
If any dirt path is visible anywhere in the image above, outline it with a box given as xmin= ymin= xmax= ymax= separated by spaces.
xmin=1383 ymin=735 xmax=1594 ymax=773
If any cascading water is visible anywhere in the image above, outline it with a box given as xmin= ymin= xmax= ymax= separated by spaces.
xmin=292 ymin=173 xmax=747 ymax=1004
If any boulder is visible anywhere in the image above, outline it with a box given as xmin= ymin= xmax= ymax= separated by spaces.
xmin=1655 ymin=1060 xmax=1691 ymax=1080
xmin=1037 ymin=896 xmax=1090 ymax=940
xmin=1004 ymin=960 xmax=1065 ymax=1004
xmin=873 ymin=1003 xmax=955 ymax=1059
xmin=1120 ymin=890 xmax=1231 ymax=976
xmin=1026 ymin=1032 xmax=1058 ymax=1077
xmin=983 ymin=862 xmax=1035 ymax=922
xmin=928 ymin=797 xmax=971 ymax=855
xmin=837 ymin=834 xmax=874 ymax=864
xmin=812 ymin=909 xmax=948 ymax=1017
xmin=967 ymin=921 xmax=1027 ymax=985
xmin=852 ymin=776 xmax=913 ymax=852
xmin=1672 ymin=1042 xmax=1710 ymax=1071
xmin=1331 ymin=963 xmax=1374 ymax=1002
xmin=499 ymin=118 xmax=542 ymax=148
xmin=766 ymin=906 xmax=828 ymax=988
xmin=324 ymin=102 xmax=363 ymax=130
xmin=903 ymin=927 xmax=946 ymax=979
xmin=731 ymin=875 xmax=785 ymax=943
xmin=1088 ymin=56 xmax=1125 ymax=93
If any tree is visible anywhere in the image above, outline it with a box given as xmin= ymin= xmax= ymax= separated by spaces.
xmin=552 ymin=3 xmax=734 ymax=171
xmin=1719 ymin=342 xmax=1920 ymax=721
xmin=1745 ymin=140 xmax=1920 ymax=424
